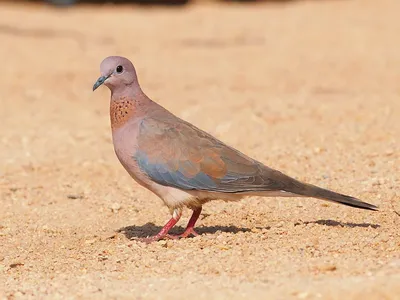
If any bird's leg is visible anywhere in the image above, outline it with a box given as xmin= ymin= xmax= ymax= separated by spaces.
xmin=138 ymin=209 xmax=182 ymax=244
xmin=169 ymin=207 xmax=202 ymax=239
xmin=180 ymin=207 xmax=202 ymax=238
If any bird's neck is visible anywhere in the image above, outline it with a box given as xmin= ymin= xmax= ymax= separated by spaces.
xmin=109 ymin=96 xmax=137 ymax=130
xmin=109 ymin=89 xmax=155 ymax=131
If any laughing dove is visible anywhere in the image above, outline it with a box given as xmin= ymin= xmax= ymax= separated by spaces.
xmin=93 ymin=56 xmax=377 ymax=243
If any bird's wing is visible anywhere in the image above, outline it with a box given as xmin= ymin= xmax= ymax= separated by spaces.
xmin=134 ymin=114 xmax=294 ymax=193
xmin=133 ymin=112 xmax=378 ymax=211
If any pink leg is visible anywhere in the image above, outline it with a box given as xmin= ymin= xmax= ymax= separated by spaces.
xmin=138 ymin=210 xmax=182 ymax=244
xmin=171 ymin=207 xmax=202 ymax=239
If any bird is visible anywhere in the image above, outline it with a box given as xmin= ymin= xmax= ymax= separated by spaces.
xmin=93 ymin=56 xmax=378 ymax=243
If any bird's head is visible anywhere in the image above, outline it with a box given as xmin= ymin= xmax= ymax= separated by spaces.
xmin=93 ymin=56 xmax=138 ymax=93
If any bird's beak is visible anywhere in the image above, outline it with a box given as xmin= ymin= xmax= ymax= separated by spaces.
xmin=93 ymin=75 xmax=110 ymax=91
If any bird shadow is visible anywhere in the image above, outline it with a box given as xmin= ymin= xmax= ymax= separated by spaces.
xmin=300 ymin=219 xmax=380 ymax=229
xmin=117 ymin=222 xmax=251 ymax=239
xmin=117 ymin=219 xmax=379 ymax=240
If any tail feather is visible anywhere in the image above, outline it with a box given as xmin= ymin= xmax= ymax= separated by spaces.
xmin=293 ymin=182 xmax=378 ymax=211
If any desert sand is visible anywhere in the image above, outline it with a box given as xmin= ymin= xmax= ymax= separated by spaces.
xmin=0 ymin=0 xmax=399 ymax=299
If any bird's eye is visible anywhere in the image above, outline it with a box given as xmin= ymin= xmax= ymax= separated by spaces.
xmin=116 ymin=65 xmax=123 ymax=73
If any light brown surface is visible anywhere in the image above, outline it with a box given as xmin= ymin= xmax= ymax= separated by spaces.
xmin=0 ymin=0 xmax=399 ymax=299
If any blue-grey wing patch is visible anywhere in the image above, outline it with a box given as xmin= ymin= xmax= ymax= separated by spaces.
xmin=135 ymin=150 xmax=219 ymax=190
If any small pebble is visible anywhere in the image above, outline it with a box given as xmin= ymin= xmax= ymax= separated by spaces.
xmin=313 ymin=264 xmax=337 ymax=272
xmin=9 ymin=262 xmax=24 ymax=268
xmin=67 ymin=194 xmax=83 ymax=199
xmin=110 ymin=202 xmax=121 ymax=213
xmin=85 ymin=238 xmax=97 ymax=245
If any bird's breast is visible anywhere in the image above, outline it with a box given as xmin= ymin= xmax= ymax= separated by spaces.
xmin=111 ymin=115 xmax=149 ymax=187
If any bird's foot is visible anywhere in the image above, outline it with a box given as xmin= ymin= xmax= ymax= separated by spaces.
xmin=132 ymin=208 xmax=202 ymax=243
xmin=135 ymin=211 xmax=182 ymax=244
xmin=171 ymin=207 xmax=202 ymax=238
xmin=180 ymin=227 xmax=200 ymax=238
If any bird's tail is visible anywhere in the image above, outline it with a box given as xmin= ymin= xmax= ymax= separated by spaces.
xmin=291 ymin=181 xmax=378 ymax=211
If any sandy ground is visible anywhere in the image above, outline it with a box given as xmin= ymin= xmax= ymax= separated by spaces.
xmin=1 ymin=0 xmax=400 ymax=299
